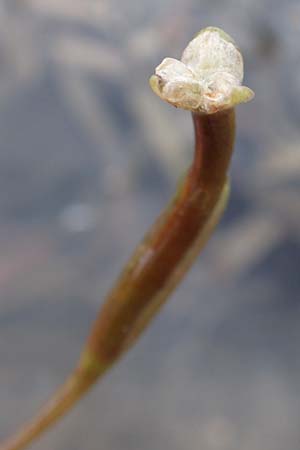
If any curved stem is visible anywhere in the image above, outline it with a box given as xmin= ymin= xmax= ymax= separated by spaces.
xmin=86 ymin=109 xmax=235 ymax=362
xmin=0 ymin=109 xmax=235 ymax=450
xmin=0 ymin=369 xmax=100 ymax=450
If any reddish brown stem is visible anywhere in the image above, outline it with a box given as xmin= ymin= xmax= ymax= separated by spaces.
xmin=86 ymin=109 xmax=235 ymax=363
xmin=0 ymin=109 xmax=235 ymax=450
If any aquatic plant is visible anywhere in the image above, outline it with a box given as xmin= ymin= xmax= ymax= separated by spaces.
xmin=0 ymin=26 xmax=253 ymax=450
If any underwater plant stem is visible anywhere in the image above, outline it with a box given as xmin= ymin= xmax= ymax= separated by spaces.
xmin=0 ymin=109 xmax=235 ymax=450
xmin=0 ymin=368 xmax=100 ymax=450
xmin=86 ymin=109 xmax=235 ymax=362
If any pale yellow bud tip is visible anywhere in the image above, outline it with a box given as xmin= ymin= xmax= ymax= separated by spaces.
xmin=150 ymin=26 xmax=254 ymax=114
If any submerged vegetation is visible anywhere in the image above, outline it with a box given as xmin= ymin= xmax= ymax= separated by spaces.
xmin=0 ymin=27 xmax=253 ymax=450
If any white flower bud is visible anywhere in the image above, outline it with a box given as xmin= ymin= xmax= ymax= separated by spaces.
xmin=150 ymin=27 xmax=254 ymax=114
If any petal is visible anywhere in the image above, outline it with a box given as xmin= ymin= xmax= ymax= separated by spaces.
xmin=153 ymin=57 xmax=196 ymax=83
xmin=181 ymin=27 xmax=244 ymax=84
xmin=228 ymin=85 xmax=255 ymax=106
xmin=150 ymin=58 xmax=202 ymax=110
xmin=150 ymin=75 xmax=202 ymax=110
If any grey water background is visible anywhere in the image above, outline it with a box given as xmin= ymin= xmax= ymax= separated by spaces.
xmin=0 ymin=1 xmax=299 ymax=449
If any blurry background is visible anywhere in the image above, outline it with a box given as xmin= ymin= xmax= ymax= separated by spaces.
xmin=0 ymin=1 xmax=299 ymax=449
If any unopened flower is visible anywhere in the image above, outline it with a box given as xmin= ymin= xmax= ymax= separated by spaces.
xmin=150 ymin=27 xmax=254 ymax=114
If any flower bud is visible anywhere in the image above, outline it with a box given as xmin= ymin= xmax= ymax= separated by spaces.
xmin=150 ymin=27 xmax=254 ymax=114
